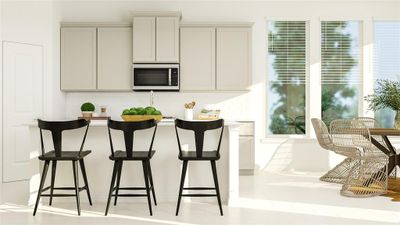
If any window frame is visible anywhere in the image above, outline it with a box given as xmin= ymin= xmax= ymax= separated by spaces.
xmin=371 ymin=20 xmax=400 ymax=127
xmin=265 ymin=19 xmax=310 ymax=138
xmin=319 ymin=20 xmax=364 ymax=125
xmin=265 ymin=18 xmax=366 ymax=139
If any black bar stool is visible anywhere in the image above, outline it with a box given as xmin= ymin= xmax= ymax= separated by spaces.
xmin=33 ymin=119 xmax=92 ymax=216
xmin=174 ymin=118 xmax=224 ymax=216
xmin=105 ymin=119 xmax=158 ymax=216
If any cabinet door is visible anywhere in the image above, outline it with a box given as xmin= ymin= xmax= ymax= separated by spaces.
xmin=156 ymin=17 xmax=179 ymax=63
xmin=239 ymin=136 xmax=254 ymax=170
xmin=216 ymin=27 xmax=252 ymax=90
xmin=180 ymin=27 xmax=215 ymax=90
xmin=61 ymin=28 xmax=97 ymax=90
xmin=133 ymin=17 xmax=156 ymax=62
xmin=97 ymin=27 xmax=132 ymax=91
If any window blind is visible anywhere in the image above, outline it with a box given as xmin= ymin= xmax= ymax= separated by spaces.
xmin=268 ymin=21 xmax=306 ymax=84
xmin=321 ymin=21 xmax=360 ymax=85
xmin=374 ymin=21 xmax=400 ymax=81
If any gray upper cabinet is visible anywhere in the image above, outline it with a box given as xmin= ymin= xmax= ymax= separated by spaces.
xmin=132 ymin=17 xmax=156 ymax=63
xmin=216 ymin=27 xmax=252 ymax=91
xmin=156 ymin=17 xmax=179 ymax=63
xmin=179 ymin=24 xmax=252 ymax=91
xmin=180 ymin=27 xmax=215 ymax=90
xmin=97 ymin=27 xmax=132 ymax=91
xmin=133 ymin=16 xmax=179 ymax=63
xmin=61 ymin=25 xmax=133 ymax=91
xmin=61 ymin=27 xmax=97 ymax=91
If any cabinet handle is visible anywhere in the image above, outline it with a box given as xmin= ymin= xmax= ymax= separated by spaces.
xmin=168 ymin=69 xmax=172 ymax=86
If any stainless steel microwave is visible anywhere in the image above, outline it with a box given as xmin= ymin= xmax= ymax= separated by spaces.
xmin=133 ymin=64 xmax=179 ymax=91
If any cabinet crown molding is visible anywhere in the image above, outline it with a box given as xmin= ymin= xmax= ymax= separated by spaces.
xmin=132 ymin=11 xmax=182 ymax=20
xmin=61 ymin=22 xmax=132 ymax=27
xmin=179 ymin=22 xmax=254 ymax=28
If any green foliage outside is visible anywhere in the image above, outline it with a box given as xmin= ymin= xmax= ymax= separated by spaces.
xmin=80 ymin=102 xmax=95 ymax=112
xmin=268 ymin=21 xmax=357 ymax=134
xmin=320 ymin=21 xmax=358 ymax=126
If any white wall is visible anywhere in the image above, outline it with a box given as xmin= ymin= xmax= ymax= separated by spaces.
xmin=55 ymin=0 xmax=400 ymax=173
xmin=0 ymin=0 xmax=65 ymax=204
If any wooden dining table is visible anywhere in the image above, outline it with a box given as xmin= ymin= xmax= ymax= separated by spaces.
xmin=368 ymin=128 xmax=400 ymax=174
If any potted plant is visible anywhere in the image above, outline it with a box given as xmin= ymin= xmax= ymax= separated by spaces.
xmin=81 ymin=102 xmax=95 ymax=118
xmin=365 ymin=79 xmax=400 ymax=128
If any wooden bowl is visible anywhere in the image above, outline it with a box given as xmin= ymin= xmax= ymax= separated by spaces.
xmin=121 ymin=115 xmax=163 ymax=122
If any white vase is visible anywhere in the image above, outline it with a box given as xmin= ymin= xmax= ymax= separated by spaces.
xmin=184 ymin=108 xmax=193 ymax=120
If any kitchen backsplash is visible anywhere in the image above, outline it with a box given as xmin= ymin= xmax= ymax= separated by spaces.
xmin=65 ymin=91 xmax=255 ymax=121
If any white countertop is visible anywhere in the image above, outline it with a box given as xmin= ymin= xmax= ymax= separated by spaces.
xmin=26 ymin=118 xmax=244 ymax=128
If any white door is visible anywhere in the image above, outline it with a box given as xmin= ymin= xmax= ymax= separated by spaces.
xmin=2 ymin=42 xmax=43 ymax=182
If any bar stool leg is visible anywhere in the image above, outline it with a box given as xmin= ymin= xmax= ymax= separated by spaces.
xmin=147 ymin=160 xmax=157 ymax=205
xmin=49 ymin=160 xmax=57 ymax=206
xmin=211 ymin=160 xmax=223 ymax=216
xmin=79 ymin=159 xmax=92 ymax=205
xmin=72 ymin=160 xmax=81 ymax=216
xmin=175 ymin=160 xmax=188 ymax=216
xmin=105 ymin=161 xmax=119 ymax=216
xmin=142 ymin=160 xmax=153 ymax=216
xmin=114 ymin=161 xmax=123 ymax=206
xmin=33 ymin=160 xmax=50 ymax=216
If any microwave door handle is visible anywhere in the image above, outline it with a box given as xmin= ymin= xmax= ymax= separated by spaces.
xmin=168 ymin=69 xmax=172 ymax=86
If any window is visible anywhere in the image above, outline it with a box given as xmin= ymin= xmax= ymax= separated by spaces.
xmin=321 ymin=21 xmax=360 ymax=125
xmin=267 ymin=21 xmax=307 ymax=135
xmin=374 ymin=21 xmax=400 ymax=128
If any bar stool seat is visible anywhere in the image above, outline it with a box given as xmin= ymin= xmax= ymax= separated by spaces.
xmin=39 ymin=150 xmax=92 ymax=161
xmin=179 ymin=151 xmax=220 ymax=160
xmin=110 ymin=150 xmax=155 ymax=160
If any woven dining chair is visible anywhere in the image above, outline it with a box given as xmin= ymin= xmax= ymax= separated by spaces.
xmin=311 ymin=118 xmax=355 ymax=184
xmin=330 ymin=119 xmax=389 ymax=197
xmin=355 ymin=117 xmax=396 ymax=178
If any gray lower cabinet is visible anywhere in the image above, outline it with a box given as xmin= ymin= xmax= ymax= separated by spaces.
xmin=238 ymin=121 xmax=255 ymax=174
xmin=97 ymin=27 xmax=132 ymax=91
xmin=61 ymin=27 xmax=97 ymax=91
xmin=61 ymin=26 xmax=132 ymax=91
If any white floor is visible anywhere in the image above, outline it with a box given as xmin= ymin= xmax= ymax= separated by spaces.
xmin=1 ymin=172 xmax=400 ymax=225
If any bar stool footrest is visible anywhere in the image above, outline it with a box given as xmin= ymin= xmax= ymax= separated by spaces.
xmin=181 ymin=194 xmax=218 ymax=197
xmin=112 ymin=194 xmax=148 ymax=197
xmin=183 ymin=187 xmax=216 ymax=190
xmin=41 ymin=194 xmax=78 ymax=197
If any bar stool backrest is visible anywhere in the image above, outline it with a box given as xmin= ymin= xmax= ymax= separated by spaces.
xmin=174 ymin=119 xmax=224 ymax=158
xmin=38 ymin=119 xmax=90 ymax=157
xmin=107 ymin=119 xmax=157 ymax=158
xmin=311 ymin=118 xmax=333 ymax=150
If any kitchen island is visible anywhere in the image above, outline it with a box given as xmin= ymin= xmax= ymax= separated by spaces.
xmin=31 ymin=119 xmax=241 ymax=205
